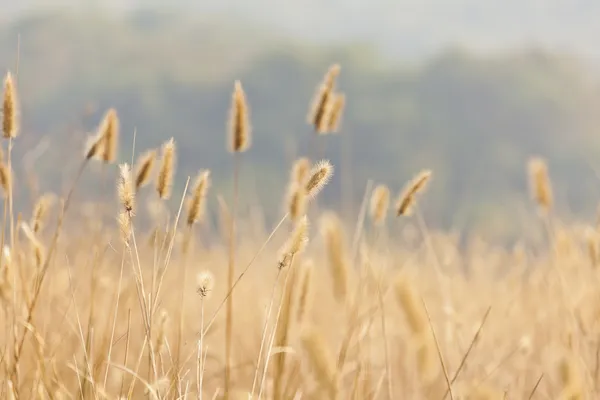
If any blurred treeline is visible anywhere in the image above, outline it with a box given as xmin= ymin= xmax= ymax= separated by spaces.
xmin=2 ymin=10 xmax=600 ymax=240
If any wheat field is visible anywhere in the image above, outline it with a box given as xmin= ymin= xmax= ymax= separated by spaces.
xmin=0 ymin=64 xmax=596 ymax=400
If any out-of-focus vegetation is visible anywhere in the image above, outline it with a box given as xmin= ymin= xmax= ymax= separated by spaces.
xmin=3 ymin=12 xmax=600 ymax=240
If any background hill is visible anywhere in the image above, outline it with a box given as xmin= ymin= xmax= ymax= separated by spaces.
xmin=2 ymin=11 xmax=600 ymax=239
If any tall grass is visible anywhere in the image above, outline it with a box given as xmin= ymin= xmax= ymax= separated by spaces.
xmin=0 ymin=64 xmax=597 ymax=400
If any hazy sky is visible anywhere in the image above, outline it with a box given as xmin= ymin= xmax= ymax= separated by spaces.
xmin=4 ymin=0 xmax=600 ymax=61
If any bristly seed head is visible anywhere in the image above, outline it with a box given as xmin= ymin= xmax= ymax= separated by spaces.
xmin=305 ymin=160 xmax=334 ymax=199
xmin=528 ymin=156 xmax=553 ymax=213
xmin=286 ymin=181 xmax=307 ymax=223
xmin=196 ymin=271 xmax=215 ymax=299
xmin=84 ymin=133 xmax=104 ymax=160
xmin=308 ymin=64 xmax=341 ymax=134
xmin=370 ymin=184 xmax=390 ymax=225
xmin=134 ymin=149 xmax=157 ymax=191
xmin=291 ymin=157 xmax=312 ymax=185
xmin=31 ymin=193 xmax=55 ymax=234
xmin=396 ymin=170 xmax=432 ymax=217
xmin=118 ymin=163 xmax=135 ymax=215
xmin=228 ymin=80 xmax=251 ymax=153
xmin=117 ymin=212 xmax=131 ymax=245
xmin=186 ymin=169 xmax=211 ymax=226
xmin=99 ymin=108 xmax=119 ymax=163
xmin=278 ymin=216 xmax=309 ymax=269
xmin=0 ymin=162 xmax=11 ymax=198
xmin=157 ymin=138 xmax=176 ymax=200
xmin=2 ymin=72 xmax=18 ymax=139
xmin=326 ymin=92 xmax=345 ymax=133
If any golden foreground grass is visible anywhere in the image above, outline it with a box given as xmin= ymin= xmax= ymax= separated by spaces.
xmin=0 ymin=65 xmax=597 ymax=400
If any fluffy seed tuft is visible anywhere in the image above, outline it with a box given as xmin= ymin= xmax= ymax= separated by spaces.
xmin=117 ymin=163 xmax=135 ymax=214
xmin=305 ymin=160 xmax=334 ymax=199
xmin=196 ymin=271 xmax=215 ymax=299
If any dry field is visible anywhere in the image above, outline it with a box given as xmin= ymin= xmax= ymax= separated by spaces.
xmin=0 ymin=64 xmax=596 ymax=400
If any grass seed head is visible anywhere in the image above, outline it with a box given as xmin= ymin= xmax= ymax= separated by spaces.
xmin=286 ymin=181 xmax=307 ymax=223
xmin=118 ymin=163 xmax=135 ymax=214
xmin=279 ymin=216 xmax=309 ymax=269
xmin=31 ymin=193 xmax=55 ymax=234
xmin=228 ymin=80 xmax=251 ymax=153
xmin=528 ymin=157 xmax=553 ymax=212
xmin=370 ymin=184 xmax=390 ymax=225
xmin=291 ymin=157 xmax=311 ymax=185
xmin=305 ymin=160 xmax=333 ymax=199
xmin=320 ymin=212 xmax=348 ymax=302
xmin=134 ymin=149 xmax=157 ymax=191
xmin=327 ymin=92 xmax=345 ymax=133
xmin=196 ymin=270 xmax=215 ymax=299
xmin=0 ymin=162 xmax=11 ymax=198
xmin=396 ymin=169 xmax=432 ymax=217
xmin=157 ymin=138 xmax=176 ymax=200
xmin=117 ymin=212 xmax=131 ymax=245
xmin=2 ymin=72 xmax=18 ymax=139
xmin=186 ymin=169 xmax=211 ymax=226
xmin=99 ymin=108 xmax=119 ymax=163
xmin=308 ymin=64 xmax=340 ymax=134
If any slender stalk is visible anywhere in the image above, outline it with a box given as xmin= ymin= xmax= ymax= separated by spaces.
xmin=202 ymin=212 xmax=289 ymax=336
xmin=225 ymin=154 xmax=240 ymax=397
xmin=12 ymin=158 xmax=89 ymax=380
xmin=250 ymin=269 xmax=283 ymax=398
xmin=175 ymin=226 xmax=192 ymax=392
xmin=258 ymin=257 xmax=296 ymax=400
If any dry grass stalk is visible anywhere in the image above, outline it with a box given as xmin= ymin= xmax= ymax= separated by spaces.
xmin=228 ymin=80 xmax=251 ymax=153
xmin=2 ymin=72 xmax=18 ymax=139
xmin=98 ymin=108 xmax=119 ymax=163
xmin=370 ymin=184 xmax=390 ymax=225
xmin=396 ymin=169 xmax=432 ymax=217
xmin=327 ymin=92 xmax=346 ymax=133
xmin=308 ymin=64 xmax=341 ymax=134
xmin=31 ymin=193 xmax=55 ymax=234
xmin=305 ymin=160 xmax=334 ymax=199
xmin=134 ymin=150 xmax=157 ymax=191
xmin=186 ymin=170 xmax=211 ymax=227
xmin=320 ymin=213 xmax=348 ymax=303
xmin=118 ymin=163 xmax=135 ymax=215
xmin=156 ymin=138 xmax=176 ymax=200
xmin=272 ymin=263 xmax=299 ymax=400
xmin=301 ymin=327 xmax=338 ymax=399
xmin=291 ymin=157 xmax=311 ymax=185
xmin=528 ymin=157 xmax=553 ymax=212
